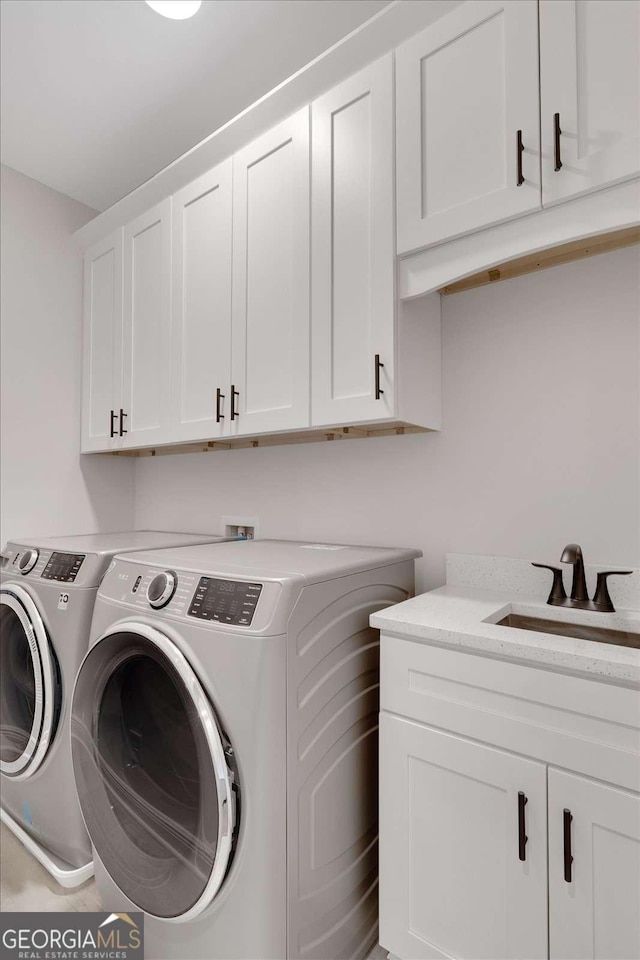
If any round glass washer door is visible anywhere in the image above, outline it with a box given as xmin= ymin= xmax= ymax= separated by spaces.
xmin=71 ymin=623 xmax=237 ymax=922
xmin=0 ymin=585 xmax=58 ymax=779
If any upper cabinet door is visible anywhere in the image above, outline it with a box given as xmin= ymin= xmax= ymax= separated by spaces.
xmin=311 ymin=56 xmax=395 ymax=427
xmin=171 ymin=161 xmax=233 ymax=442
xmin=540 ymin=0 xmax=640 ymax=206
xmin=121 ymin=199 xmax=172 ymax=448
xmin=380 ymin=715 xmax=548 ymax=960
xmin=396 ymin=0 xmax=541 ymax=254
xmin=81 ymin=230 xmax=123 ymax=453
xmin=548 ymin=768 xmax=640 ymax=960
xmin=230 ymin=108 xmax=310 ymax=436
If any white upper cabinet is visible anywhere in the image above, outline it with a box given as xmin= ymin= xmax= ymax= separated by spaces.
xmin=396 ymin=0 xmax=541 ymax=254
xmin=380 ymin=715 xmax=549 ymax=960
xmin=311 ymin=55 xmax=395 ymax=426
xmin=230 ymin=108 xmax=310 ymax=436
xmin=548 ymin=768 xmax=640 ymax=960
xmin=121 ymin=199 xmax=172 ymax=448
xmin=540 ymin=0 xmax=640 ymax=206
xmin=171 ymin=161 xmax=233 ymax=443
xmin=81 ymin=230 xmax=123 ymax=453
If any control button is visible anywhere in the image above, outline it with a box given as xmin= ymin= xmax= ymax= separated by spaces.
xmin=147 ymin=570 xmax=177 ymax=609
xmin=132 ymin=575 xmax=142 ymax=594
xmin=18 ymin=549 xmax=39 ymax=575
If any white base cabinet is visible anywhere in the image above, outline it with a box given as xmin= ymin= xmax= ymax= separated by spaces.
xmin=548 ymin=769 xmax=640 ymax=960
xmin=380 ymin=715 xmax=548 ymax=960
xmin=380 ymin=636 xmax=640 ymax=960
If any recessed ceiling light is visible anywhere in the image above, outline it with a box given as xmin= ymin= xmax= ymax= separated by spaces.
xmin=145 ymin=1 xmax=202 ymax=20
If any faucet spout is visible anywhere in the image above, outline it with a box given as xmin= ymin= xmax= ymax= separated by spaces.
xmin=560 ymin=543 xmax=589 ymax=603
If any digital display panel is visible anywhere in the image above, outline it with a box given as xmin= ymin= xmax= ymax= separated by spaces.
xmin=41 ymin=552 xmax=85 ymax=582
xmin=188 ymin=577 xmax=262 ymax=626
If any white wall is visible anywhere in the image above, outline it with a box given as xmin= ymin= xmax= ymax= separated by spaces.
xmin=135 ymin=246 xmax=640 ymax=593
xmin=0 ymin=164 xmax=135 ymax=544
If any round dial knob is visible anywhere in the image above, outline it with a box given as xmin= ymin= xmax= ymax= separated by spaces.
xmin=18 ymin=549 xmax=39 ymax=575
xmin=147 ymin=570 xmax=177 ymax=609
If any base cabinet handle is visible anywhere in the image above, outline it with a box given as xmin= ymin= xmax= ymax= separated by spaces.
xmin=518 ymin=791 xmax=528 ymax=861
xmin=563 ymin=808 xmax=573 ymax=882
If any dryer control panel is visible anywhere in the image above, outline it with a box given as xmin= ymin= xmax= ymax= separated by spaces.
xmin=188 ymin=577 xmax=263 ymax=626
xmin=41 ymin=552 xmax=85 ymax=582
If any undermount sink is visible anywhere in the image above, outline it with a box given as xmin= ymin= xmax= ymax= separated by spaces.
xmin=497 ymin=613 xmax=640 ymax=649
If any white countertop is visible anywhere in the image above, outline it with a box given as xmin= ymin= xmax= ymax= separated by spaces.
xmin=371 ymin=585 xmax=640 ymax=686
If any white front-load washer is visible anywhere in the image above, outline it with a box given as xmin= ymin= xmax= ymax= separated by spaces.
xmin=70 ymin=539 xmax=420 ymax=959
xmin=0 ymin=531 xmax=233 ymax=886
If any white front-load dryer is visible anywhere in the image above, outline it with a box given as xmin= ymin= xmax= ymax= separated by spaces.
xmin=0 ymin=531 xmax=232 ymax=886
xmin=70 ymin=539 xmax=420 ymax=959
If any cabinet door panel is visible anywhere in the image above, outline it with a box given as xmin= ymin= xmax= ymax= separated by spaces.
xmin=311 ymin=55 xmax=394 ymax=426
xmin=172 ymin=162 xmax=232 ymax=442
xmin=81 ymin=230 xmax=123 ymax=452
xmin=380 ymin=714 xmax=548 ymax=960
xmin=396 ymin=0 xmax=540 ymax=254
xmin=231 ymin=108 xmax=310 ymax=436
xmin=122 ymin=199 xmax=172 ymax=447
xmin=540 ymin=0 xmax=640 ymax=205
xmin=549 ymin=768 xmax=640 ymax=960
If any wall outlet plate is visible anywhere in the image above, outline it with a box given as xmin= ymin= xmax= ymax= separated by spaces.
xmin=222 ymin=515 xmax=259 ymax=540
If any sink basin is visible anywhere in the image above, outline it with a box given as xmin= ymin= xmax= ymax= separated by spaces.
xmin=497 ymin=613 xmax=640 ymax=649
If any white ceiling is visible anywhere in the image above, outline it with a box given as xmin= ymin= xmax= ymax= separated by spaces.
xmin=1 ymin=0 xmax=391 ymax=211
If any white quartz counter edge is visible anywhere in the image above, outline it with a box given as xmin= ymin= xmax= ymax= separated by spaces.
xmin=370 ymin=585 xmax=640 ymax=686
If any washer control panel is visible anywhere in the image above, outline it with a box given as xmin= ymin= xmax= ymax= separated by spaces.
xmin=188 ymin=577 xmax=263 ymax=626
xmin=41 ymin=552 xmax=85 ymax=582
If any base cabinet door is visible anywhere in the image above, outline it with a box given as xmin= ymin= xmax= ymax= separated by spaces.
xmin=230 ymin=108 xmax=310 ymax=436
xmin=171 ymin=161 xmax=233 ymax=442
xmin=311 ymin=55 xmax=395 ymax=426
xmin=81 ymin=230 xmax=123 ymax=452
xmin=121 ymin=199 xmax=172 ymax=448
xmin=395 ymin=0 xmax=541 ymax=254
xmin=540 ymin=0 xmax=640 ymax=206
xmin=380 ymin=714 xmax=548 ymax=960
xmin=548 ymin=768 xmax=640 ymax=960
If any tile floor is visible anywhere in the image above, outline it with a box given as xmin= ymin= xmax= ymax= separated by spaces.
xmin=0 ymin=823 xmax=388 ymax=958
xmin=0 ymin=823 xmax=101 ymax=912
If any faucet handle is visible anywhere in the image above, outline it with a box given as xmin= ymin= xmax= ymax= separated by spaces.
xmin=532 ymin=563 xmax=567 ymax=606
xmin=592 ymin=571 xmax=633 ymax=612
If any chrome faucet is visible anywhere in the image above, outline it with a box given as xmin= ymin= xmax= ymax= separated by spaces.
xmin=533 ymin=544 xmax=632 ymax=613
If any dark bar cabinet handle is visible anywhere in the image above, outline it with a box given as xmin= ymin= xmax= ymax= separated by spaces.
xmin=518 ymin=792 xmax=528 ymax=861
xmin=230 ymin=385 xmax=239 ymax=421
xmin=109 ymin=409 xmax=117 ymax=438
xmin=374 ymin=354 xmax=384 ymax=399
xmin=216 ymin=388 xmax=225 ymax=423
xmin=516 ymin=130 xmax=525 ymax=186
xmin=554 ymin=113 xmax=562 ymax=172
xmin=563 ymin=808 xmax=573 ymax=882
xmin=119 ymin=409 xmax=128 ymax=436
